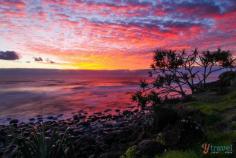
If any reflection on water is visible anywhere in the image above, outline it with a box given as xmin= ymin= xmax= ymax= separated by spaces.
xmin=0 ymin=68 xmax=225 ymax=124
xmin=0 ymin=69 xmax=146 ymax=124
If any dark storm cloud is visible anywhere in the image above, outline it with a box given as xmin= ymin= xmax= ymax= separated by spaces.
xmin=0 ymin=51 xmax=19 ymax=60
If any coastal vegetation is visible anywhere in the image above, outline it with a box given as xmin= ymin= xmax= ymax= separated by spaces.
xmin=132 ymin=48 xmax=236 ymax=108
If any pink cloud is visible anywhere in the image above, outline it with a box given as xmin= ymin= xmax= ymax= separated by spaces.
xmin=0 ymin=0 xmax=236 ymax=69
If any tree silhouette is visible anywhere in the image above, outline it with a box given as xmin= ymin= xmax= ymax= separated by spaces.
xmin=133 ymin=48 xmax=236 ymax=108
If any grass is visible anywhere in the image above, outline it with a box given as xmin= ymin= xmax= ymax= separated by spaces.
xmin=187 ymin=90 xmax=236 ymax=114
xmin=183 ymin=89 xmax=236 ymax=158
xmin=207 ymin=131 xmax=236 ymax=144
xmin=120 ymin=146 xmax=137 ymax=158
xmin=183 ymin=89 xmax=236 ymax=129
xmin=155 ymin=150 xmax=199 ymax=158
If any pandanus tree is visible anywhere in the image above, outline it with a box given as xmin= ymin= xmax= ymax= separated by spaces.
xmin=132 ymin=48 xmax=236 ymax=108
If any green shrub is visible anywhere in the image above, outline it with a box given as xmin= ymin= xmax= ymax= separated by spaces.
xmin=4 ymin=126 xmax=77 ymax=158
xmin=218 ymin=71 xmax=236 ymax=94
xmin=206 ymin=114 xmax=222 ymax=125
xmin=219 ymin=71 xmax=236 ymax=86
xmin=207 ymin=131 xmax=236 ymax=144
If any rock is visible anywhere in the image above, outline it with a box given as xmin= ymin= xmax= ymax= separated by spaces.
xmin=74 ymin=135 xmax=100 ymax=157
xmin=103 ymin=127 xmax=134 ymax=145
xmin=23 ymin=131 xmax=30 ymax=137
xmin=80 ymin=121 xmax=90 ymax=127
xmin=94 ymin=112 xmax=102 ymax=115
xmin=123 ymin=110 xmax=132 ymax=116
xmin=0 ymin=130 xmax=6 ymax=149
xmin=72 ymin=128 xmax=82 ymax=135
xmin=37 ymin=118 xmax=43 ymax=123
xmin=47 ymin=116 xmax=54 ymax=120
xmin=115 ymin=109 xmax=120 ymax=113
xmin=136 ymin=139 xmax=166 ymax=157
xmin=99 ymin=151 xmax=122 ymax=158
xmin=73 ymin=115 xmax=80 ymax=121
xmin=29 ymin=118 xmax=35 ymax=122
xmin=106 ymin=114 xmax=112 ymax=119
xmin=57 ymin=114 xmax=63 ymax=117
xmin=127 ymin=106 xmax=135 ymax=109
xmin=9 ymin=119 xmax=18 ymax=124
xmin=104 ymin=109 xmax=112 ymax=113
xmin=133 ymin=109 xmax=139 ymax=113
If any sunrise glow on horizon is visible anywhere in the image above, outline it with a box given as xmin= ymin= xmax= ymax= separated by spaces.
xmin=0 ymin=0 xmax=236 ymax=70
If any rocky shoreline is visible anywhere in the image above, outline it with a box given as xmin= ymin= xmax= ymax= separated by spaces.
xmin=0 ymin=106 xmax=205 ymax=158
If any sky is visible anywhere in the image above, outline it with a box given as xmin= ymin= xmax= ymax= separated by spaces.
xmin=0 ymin=0 xmax=236 ymax=70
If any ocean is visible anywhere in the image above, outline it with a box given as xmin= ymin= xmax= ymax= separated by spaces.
xmin=0 ymin=68 xmax=228 ymax=124
xmin=0 ymin=69 xmax=147 ymax=124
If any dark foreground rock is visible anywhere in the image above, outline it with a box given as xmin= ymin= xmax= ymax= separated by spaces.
xmin=136 ymin=139 xmax=166 ymax=157
xmin=0 ymin=107 xmax=205 ymax=158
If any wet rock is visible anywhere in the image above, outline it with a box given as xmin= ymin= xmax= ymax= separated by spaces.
xmin=75 ymin=135 xmax=100 ymax=157
xmin=9 ymin=119 xmax=18 ymax=124
xmin=57 ymin=114 xmax=63 ymax=118
xmin=37 ymin=117 xmax=43 ymax=123
xmin=133 ymin=109 xmax=139 ymax=113
xmin=47 ymin=116 xmax=55 ymax=120
xmin=99 ymin=151 xmax=122 ymax=158
xmin=0 ymin=130 xmax=6 ymax=149
xmin=29 ymin=118 xmax=35 ymax=122
xmin=94 ymin=112 xmax=102 ymax=115
xmin=80 ymin=121 xmax=90 ymax=127
xmin=72 ymin=128 xmax=82 ymax=135
xmin=104 ymin=109 xmax=112 ymax=113
xmin=0 ymin=106 xmax=205 ymax=158
xmin=127 ymin=106 xmax=135 ymax=109
xmin=115 ymin=109 xmax=120 ymax=113
xmin=122 ymin=110 xmax=132 ymax=116
xmin=73 ymin=114 xmax=80 ymax=121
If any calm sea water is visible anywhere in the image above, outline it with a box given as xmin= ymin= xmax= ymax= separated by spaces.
xmin=0 ymin=69 xmax=146 ymax=124
xmin=0 ymin=68 xmax=227 ymax=124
